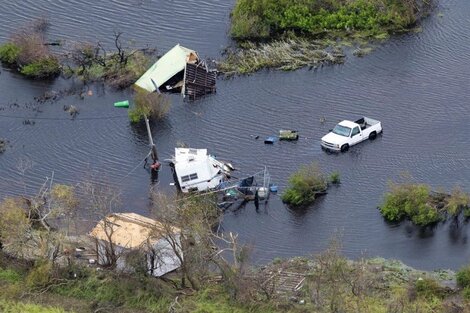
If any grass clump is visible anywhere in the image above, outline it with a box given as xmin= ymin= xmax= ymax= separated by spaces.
xmin=457 ymin=265 xmax=470 ymax=289
xmin=20 ymin=57 xmax=61 ymax=78
xmin=445 ymin=186 xmax=470 ymax=218
xmin=0 ymin=42 xmax=21 ymax=64
xmin=329 ymin=171 xmax=341 ymax=184
xmin=128 ymin=88 xmax=171 ymax=123
xmin=414 ymin=277 xmax=444 ymax=299
xmin=218 ymin=38 xmax=344 ymax=74
xmin=0 ymin=267 xmax=23 ymax=283
xmin=281 ymin=162 xmax=328 ymax=207
xmin=0 ymin=299 xmax=67 ymax=313
xmin=50 ymin=268 xmax=172 ymax=311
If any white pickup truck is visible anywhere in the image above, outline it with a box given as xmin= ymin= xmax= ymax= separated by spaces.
xmin=321 ymin=117 xmax=382 ymax=152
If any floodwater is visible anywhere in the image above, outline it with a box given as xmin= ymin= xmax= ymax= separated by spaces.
xmin=1 ymin=0 xmax=469 ymax=270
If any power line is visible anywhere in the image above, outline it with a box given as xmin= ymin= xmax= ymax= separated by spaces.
xmin=0 ymin=113 xmax=127 ymax=121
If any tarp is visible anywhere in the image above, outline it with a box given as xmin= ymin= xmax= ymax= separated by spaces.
xmin=134 ymin=44 xmax=198 ymax=93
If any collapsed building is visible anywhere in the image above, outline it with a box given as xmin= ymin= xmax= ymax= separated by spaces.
xmin=134 ymin=44 xmax=216 ymax=100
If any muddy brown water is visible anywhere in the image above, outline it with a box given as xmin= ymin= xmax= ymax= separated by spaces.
xmin=0 ymin=0 xmax=469 ymax=270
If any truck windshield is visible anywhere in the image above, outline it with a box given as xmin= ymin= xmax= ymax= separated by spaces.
xmin=332 ymin=125 xmax=351 ymax=137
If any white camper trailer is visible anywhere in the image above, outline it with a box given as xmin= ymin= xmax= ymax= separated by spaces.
xmin=171 ymin=148 xmax=233 ymax=193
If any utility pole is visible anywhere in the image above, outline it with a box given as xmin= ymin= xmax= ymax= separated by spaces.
xmin=144 ymin=114 xmax=160 ymax=171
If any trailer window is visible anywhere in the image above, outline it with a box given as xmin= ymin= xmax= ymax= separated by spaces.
xmin=351 ymin=127 xmax=360 ymax=137
xmin=332 ymin=125 xmax=351 ymax=137
xmin=181 ymin=173 xmax=199 ymax=182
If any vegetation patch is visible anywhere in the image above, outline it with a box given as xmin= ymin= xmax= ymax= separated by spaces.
xmin=128 ymin=88 xmax=171 ymax=123
xmin=231 ymin=0 xmax=429 ymax=39
xmin=457 ymin=265 xmax=470 ymax=289
xmin=0 ymin=299 xmax=68 ymax=313
xmin=281 ymin=162 xmax=335 ymax=208
xmin=0 ymin=18 xmax=60 ymax=79
xmin=379 ymin=180 xmax=470 ymax=227
xmin=223 ymin=0 xmax=433 ymax=74
xmin=66 ymin=33 xmax=154 ymax=89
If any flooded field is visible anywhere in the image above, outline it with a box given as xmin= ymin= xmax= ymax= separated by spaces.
xmin=0 ymin=0 xmax=469 ymax=270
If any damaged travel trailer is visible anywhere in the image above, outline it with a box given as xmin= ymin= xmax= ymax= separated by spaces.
xmin=169 ymin=148 xmax=234 ymax=193
xmin=134 ymin=44 xmax=216 ymax=100
xmin=89 ymin=213 xmax=182 ymax=277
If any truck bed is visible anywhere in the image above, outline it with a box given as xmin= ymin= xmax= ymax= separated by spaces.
xmin=355 ymin=117 xmax=380 ymax=130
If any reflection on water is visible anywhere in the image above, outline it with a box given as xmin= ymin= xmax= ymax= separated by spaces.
xmin=1 ymin=0 xmax=470 ymax=270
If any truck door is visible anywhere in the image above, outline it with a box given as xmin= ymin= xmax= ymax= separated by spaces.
xmin=350 ymin=126 xmax=362 ymax=145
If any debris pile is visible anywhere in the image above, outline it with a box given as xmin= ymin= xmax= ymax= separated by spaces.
xmin=0 ymin=138 xmax=8 ymax=153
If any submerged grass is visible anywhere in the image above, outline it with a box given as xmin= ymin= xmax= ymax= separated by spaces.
xmin=218 ymin=38 xmax=345 ymax=74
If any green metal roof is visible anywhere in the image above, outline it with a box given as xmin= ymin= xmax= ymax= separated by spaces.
xmin=134 ymin=44 xmax=198 ymax=92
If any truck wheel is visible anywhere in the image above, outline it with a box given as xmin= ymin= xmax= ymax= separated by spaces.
xmin=369 ymin=132 xmax=377 ymax=140
xmin=340 ymin=144 xmax=349 ymax=152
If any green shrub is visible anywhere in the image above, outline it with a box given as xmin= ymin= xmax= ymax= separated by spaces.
xmin=20 ymin=57 xmax=60 ymax=78
xmin=25 ymin=261 xmax=53 ymax=288
xmin=463 ymin=286 xmax=470 ymax=300
xmin=445 ymin=186 xmax=470 ymax=217
xmin=415 ymin=277 xmax=443 ymax=299
xmin=457 ymin=265 xmax=470 ymax=288
xmin=129 ymin=89 xmax=171 ymax=123
xmin=380 ymin=182 xmax=441 ymax=226
xmin=0 ymin=43 xmax=21 ymax=64
xmin=329 ymin=171 xmax=340 ymax=184
xmin=282 ymin=162 xmax=327 ymax=207
xmin=0 ymin=268 xmax=22 ymax=283
xmin=465 ymin=207 xmax=470 ymax=218
xmin=230 ymin=0 xmax=421 ymax=39
xmin=51 ymin=270 xmax=171 ymax=311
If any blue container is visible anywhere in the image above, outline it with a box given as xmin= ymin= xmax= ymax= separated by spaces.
xmin=264 ymin=136 xmax=276 ymax=144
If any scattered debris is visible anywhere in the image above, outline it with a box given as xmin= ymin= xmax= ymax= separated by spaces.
xmin=134 ymin=44 xmax=216 ymax=100
xmin=279 ymin=130 xmax=299 ymax=141
xmin=114 ymin=100 xmax=129 ymax=108
xmin=218 ymin=167 xmax=272 ymax=210
xmin=22 ymin=119 xmax=35 ymax=125
xmin=353 ymin=47 xmax=374 ymax=57
xmin=0 ymin=138 xmax=8 ymax=153
xmin=63 ymin=105 xmax=79 ymax=118
xmin=264 ymin=136 xmax=276 ymax=144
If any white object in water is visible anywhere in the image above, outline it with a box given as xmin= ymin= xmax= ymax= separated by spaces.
xmin=257 ymin=187 xmax=269 ymax=199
